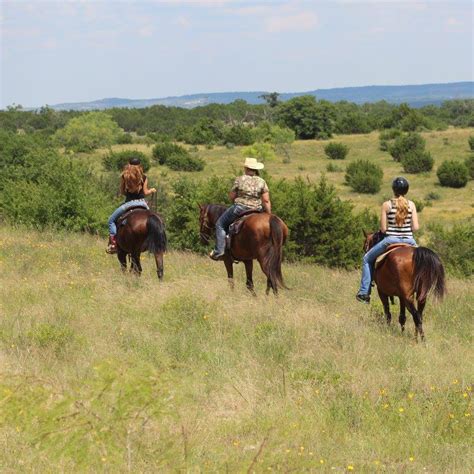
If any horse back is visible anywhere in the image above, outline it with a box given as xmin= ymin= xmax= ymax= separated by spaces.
xmin=375 ymin=246 xmax=416 ymax=297
xmin=117 ymin=210 xmax=161 ymax=253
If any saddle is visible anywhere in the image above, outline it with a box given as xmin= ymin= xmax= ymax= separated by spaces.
xmin=116 ymin=206 xmax=147 ymax=228
xmin=225 ymin=209 xmax=262 ymax=250
xmin=374 ymin=243 xmax=413 ymax=269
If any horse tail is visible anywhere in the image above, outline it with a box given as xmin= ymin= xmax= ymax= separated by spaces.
xmin=413 ymin=247 xmax=446 ymax=303
xmin=144 ymin=214 xmax=167 ymax=254
xmin=264 ymin=215 xmax=287 ymax=290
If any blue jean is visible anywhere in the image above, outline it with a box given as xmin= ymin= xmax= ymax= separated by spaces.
xmin=108 ymin=199 xmax=149 ymax=236
xmin=358 ymin=235 xmax=417 ymax=295
xmin=214 ymin=204 xmax=251 ymax=254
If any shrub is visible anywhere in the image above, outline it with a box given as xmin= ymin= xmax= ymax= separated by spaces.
xmin=241 ymin=142 xmax=276 ymax=161
xmin=324 ymin=142 xmax=349 ymax=160
xmin=379 ymin=128 xmax=401 ymax=151
xmin=53 ymin=112 xmax=122 ymax=152
xmin=469 ymin=136 xmax=474 ymax=151
xmin=1 ymin=133 xmax=113 ymax=234
xmin=465 ymin=155 xmax=474 ymax=179
xmin=345 ymin=160 xmax=383 ymax=194
xmin=116 ymin=132 xmax=133 ymax=144
xmin=425 ymin=191 xmax=441 ymax=201
xmin=411 ymin=198 xmax=425 ymax=213
xmin=401 ymin=150 xmax=434 ymax=173
xmin=103 ymin=150 xmax=150 ymax=172
xmin=429 ymin=223 xmax=474 ymax=277
xmin=437 ymin=160 xmax=469 ymax=188
xmin=389 ymin=132 xmax=425 ymax=162
xmin=152 ymin=142 xmax=189 ymax=165
xmin=166 ymin=153 xmax=205 ymax=172
xmin=224 ymin=125 xmax=253 ymax=146
xmin=326 ymin=163 xmax=343 ymax=173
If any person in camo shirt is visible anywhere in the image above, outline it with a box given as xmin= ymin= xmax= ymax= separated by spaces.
xmin=209 ymin=157 xmax=272 ymax=260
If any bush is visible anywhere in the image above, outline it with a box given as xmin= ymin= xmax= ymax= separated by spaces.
xmin=425 ymin=191 xmax=441 ymax=201
xmin=401 ymin=150 xmax=434 ymax=173
xmin=224 ymin=125 xmax=253 ymax=146
xmin=379 ymin=129 xmax=401 ymax=151
xmin=345 ymin=160 xmax=383 ymax=194
xmin=1 ymin=132 xmax=113 ymax=234
xmin=152 ymin=142 xmax=189 ymax=165
xmin=103 ymin=150 xmax=150 ymax=172
xmin=324 ymin=142 xmax=349 ymax=160
xmin=468 ymin=136 xmax=474 ymax=151
xmin=241 ymin=142 xmax=276 ymax=161
xmin=166 ymin=154 xmax=205 ymax=172
xmin=411 ymin=198 xmax=425 ymax=213
xmin=53 ymin=112 xmax=122 ymax=152
xmin=437 ymin=160 xmax=469 ymax=188
xmin=116 ymin=132 xmax=133 ymax=144
xmin=389 ymin=132 xmax=425 ymax=162
xmin=465 ymin=155 xmax=474 ymax=179
xmin=326 ymin=163 xmax=343 ymax=173
xmin=429 ymin=223 xmax=474 ymax=277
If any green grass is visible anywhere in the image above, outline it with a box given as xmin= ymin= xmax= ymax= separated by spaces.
xmin=0 ymin=227 xmax=472 ymax=471
xmin=86 ymin=128 xmax=474 ymax=226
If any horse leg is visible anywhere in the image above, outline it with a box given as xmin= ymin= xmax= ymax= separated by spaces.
xmin=377 ymin=288 xmax=392 ymax=324
xmin=154 ymin=252 xmax=164 ymax=281
xmin=244 ymin=260 xmax=256 ymax=296
xmin=130 ymin=252 xmax=142 ymax=276
xmin=223 ymin=255 xmax=234 ymax=290
xmin=406 ymin=299 xmax=424 ymax=342
xmin=117 ymin=248 xmax=127 ymax=273
xmin=399 ymin=299 xmax=407 ymax=333
xmin=417 ymin=299 xmax=426 ymax=340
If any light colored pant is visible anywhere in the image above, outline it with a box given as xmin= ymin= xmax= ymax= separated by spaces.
xmin=108 ymin=199 xmax=148 ymax=236
xmin=358 ymin=235 xmax=417 ymax=295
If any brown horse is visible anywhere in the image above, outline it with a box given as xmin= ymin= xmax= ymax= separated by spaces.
xmin=116 ymin=209 xmax=167 ymax=279
xmin=364 ymin=231 xmax=446 ymax=341
xmin=199 ymin=204 xmax=288 ymax=295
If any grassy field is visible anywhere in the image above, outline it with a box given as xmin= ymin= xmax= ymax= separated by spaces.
xmin=89 ymin=127 xmax=474 ymax=226
xmin=0 ymin=227 xmax=472 ymax=472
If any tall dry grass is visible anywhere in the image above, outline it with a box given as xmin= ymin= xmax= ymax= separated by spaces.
xmin=0 ymin=227 xmax=472 ymax=471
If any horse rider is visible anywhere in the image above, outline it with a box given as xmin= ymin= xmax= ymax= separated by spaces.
xmin=106 ymin=157 xmax=156 ymax=254
xmin=356 ymin=177 xmax=419 ymax=303
xmin=209 ymin=157 xmax=271 ymax=260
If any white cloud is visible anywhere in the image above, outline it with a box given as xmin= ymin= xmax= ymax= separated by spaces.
xmin=265 ymin=11 xmax=318 ymax=33
xmin=138 ymin=24 xmax=154 ymax=37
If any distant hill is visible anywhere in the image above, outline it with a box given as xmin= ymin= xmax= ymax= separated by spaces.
xmin=46 ymin=82 xmax=473 ymax=111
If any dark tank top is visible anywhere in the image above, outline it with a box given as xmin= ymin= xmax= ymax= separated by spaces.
xmin=124 ymin=175 xmax=146 ymax=202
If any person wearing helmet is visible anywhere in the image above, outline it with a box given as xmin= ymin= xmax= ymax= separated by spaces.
xmin=356 ymin=177 xmax=419 ymax=303
xmin=106 ymin=157 xmax=156 ymax=254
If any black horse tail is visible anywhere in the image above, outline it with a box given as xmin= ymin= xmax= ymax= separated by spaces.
xmin=144 ymin=214 xmax=167 ymax=254
xmin=264 ymin=215 xmax=287 ymax=290
xmin=413 ymin=247 xmax=446 ymax=303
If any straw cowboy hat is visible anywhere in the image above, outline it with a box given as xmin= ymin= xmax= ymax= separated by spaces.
xmin=244 ymin=157 xmax=265 ymax=170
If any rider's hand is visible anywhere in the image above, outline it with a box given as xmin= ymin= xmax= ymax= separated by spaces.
xmin=150 ymin=188 xmax=157 ymax=194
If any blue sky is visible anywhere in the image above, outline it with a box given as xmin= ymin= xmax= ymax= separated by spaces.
xmin=1 ymin=0 xmax=472 ymax=108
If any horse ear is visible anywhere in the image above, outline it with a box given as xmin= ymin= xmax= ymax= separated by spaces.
xmin=362 ymin=229 xmax=368 ymax=237
xmin=197 ymin=203 xmax=203 ymax=210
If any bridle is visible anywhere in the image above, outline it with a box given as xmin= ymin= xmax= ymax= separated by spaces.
xmin=199 ymin=207 xmax=214 ymax=244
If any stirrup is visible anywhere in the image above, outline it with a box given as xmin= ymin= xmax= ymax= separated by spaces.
xmin=106 ymin=244 xmax=117 ymax=255
xmin=209 ymin=250 xmax=224 ymax=261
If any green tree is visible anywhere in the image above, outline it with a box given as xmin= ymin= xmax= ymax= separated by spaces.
xmin=241 ymin=142 xmax=276 ymax=161
xmin=276 ymin=96 xmax=335 ymax=139
xmin=54 ymin=112 xmax=122 ymax=152
xmin=437 ymin=160 xmax=469 ymax=188
xmin=324 ymin=142 xmax=349 ymax=160
xmin=345 ymin=160 xmax=383 ymax=194
xmin=259 ymin=92 xmax=280 ymax=108
xmin=389 ymin=132 xmax=425 ymax=162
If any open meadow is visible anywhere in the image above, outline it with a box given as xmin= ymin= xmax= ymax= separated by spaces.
xmin=0 ymin=227 xmax=472 ymax=472
xmin=89 ymin=127 xmax=474 ymax=227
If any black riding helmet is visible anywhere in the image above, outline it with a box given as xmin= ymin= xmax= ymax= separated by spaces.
xmin=392 ymin=176 xmax=409 ymax=196
xmin=129 ymin=158 xmax=141 ymax=166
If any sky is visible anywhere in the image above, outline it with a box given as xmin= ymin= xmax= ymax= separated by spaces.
xmin=0 ymin=0 xmax=472 ymax=108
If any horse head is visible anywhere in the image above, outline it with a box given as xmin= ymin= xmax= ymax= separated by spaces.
xmin=198 ymin=204 xmax=213 ymax=245
xmin=363 ymin=229 xmax=385 ymax=253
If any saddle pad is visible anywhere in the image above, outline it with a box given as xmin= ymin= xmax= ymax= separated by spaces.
xmin=375 ymin=243 xmax=412 ymax=268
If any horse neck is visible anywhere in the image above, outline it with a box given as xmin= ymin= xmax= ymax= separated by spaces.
xmin=207 ymin=205 xmax=226 ymax=226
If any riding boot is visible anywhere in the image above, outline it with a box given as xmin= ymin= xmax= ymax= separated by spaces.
xmin=106 ymin=235 xmax=117 ymax=254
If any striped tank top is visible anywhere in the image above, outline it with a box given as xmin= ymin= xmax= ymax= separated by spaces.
xmin=386 ymin=199 xmax=413 ymax=237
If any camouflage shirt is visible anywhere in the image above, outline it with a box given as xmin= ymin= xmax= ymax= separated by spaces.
xmin=231 ymin=175 xmax=269 ymax=209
